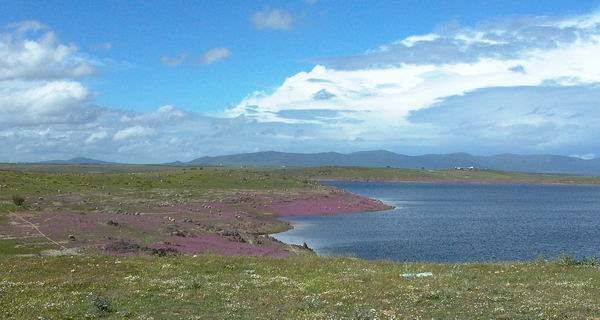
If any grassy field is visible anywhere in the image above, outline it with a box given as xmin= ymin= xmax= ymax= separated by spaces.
xmin=0 ymin=163 xmax=184 ymax=173
xmin=0 ymin=166 xmax=326 ymax=258
xmin=285 ymin=166 xmax=600 ymax=184
xmin=1 ymin=255 xmax=599 ymax=319
xmin=0 ymin=166 xmax=317 ymax=215
xmin=0 ymin=166 xmax=312 ymax=196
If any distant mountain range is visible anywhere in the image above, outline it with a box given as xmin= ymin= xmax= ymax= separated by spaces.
xmin=32 ymin=151 xmax=600 ymax=176
xmin=189 ymin=150 xmax=600 ymax=176
xmin=36 ymin=157 xmax=114 ymax=165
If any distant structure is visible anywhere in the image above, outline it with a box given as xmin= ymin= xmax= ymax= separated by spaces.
xmin=454 ymin=166 xmax=475 ymax=171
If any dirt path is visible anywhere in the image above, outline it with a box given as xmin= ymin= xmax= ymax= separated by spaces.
xmin=9 ymin=211 xmax=66 ymax=250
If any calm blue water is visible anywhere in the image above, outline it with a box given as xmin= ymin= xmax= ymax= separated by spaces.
xmin=273 ymin=182 xmax=600 ymax=262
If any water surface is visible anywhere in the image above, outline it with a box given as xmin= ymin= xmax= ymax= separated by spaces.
xmin=273 ymin=182 xmax=600 ymax=262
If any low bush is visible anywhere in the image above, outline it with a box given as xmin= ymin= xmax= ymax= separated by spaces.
xmin=11 ymin=195 xmax=25 ymax=207
xmin=555 ymin=252 xmax=599 ymax=266
xmin=90 ymin=295 xmax=113 ymax=314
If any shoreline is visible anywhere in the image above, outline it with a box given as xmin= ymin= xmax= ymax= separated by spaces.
xmin=268 ymin=189 xmax=396 ymax=255
xmin=1 ymin=187 xmax=394 ymax=258
xmin=316 ymin=177 xmax=600 ymax=186
xmin=263 ymin=190 xmax=393 ymax=217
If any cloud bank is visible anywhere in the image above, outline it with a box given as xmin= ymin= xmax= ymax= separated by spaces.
xmin=231 ymin=11 xmax=600 ymax=157
xmin=3 ymin=11 xmax=600 ymax=163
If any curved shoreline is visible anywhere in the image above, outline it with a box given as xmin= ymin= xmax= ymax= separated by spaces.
xmin=268 ymin=189 xmax=395 ymax=254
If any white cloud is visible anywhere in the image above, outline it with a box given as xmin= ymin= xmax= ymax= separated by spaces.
xmin=8 ymin=20 xmax=47 ymax=34
xmin=120 ymin=105 xmax=186 ymax=126
xmin=251 ymin=9 xmax=293 ymax=30
xmin=0 ymin=23 xmax=94 ymax=80
xmin=5 ymin=13 xmax=600 ymax=163
xmin=160 ymin=53 xmax=186 ymax=66
xmin=570 ymin=153 xmax=597 ymax=160
xmin=230 ymin=12 xmax=600 ymax=153
xmin=198 ymin=48 xmax=231 ymax=64
xmin=0 ymin=21 xmax=97 ymax=127
xmin=85 ymin=131 xmax=108 ymax=144
xmin=0 ymin=80 xmax=94 ymax=126
xmin=113 ymin=125 xmax=155 ymax=141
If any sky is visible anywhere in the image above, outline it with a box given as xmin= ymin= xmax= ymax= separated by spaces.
xmin=2 ymin=0 xmax=600 ymax=163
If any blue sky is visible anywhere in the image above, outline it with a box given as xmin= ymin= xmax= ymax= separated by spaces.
xmin=4 ymin=0 xmax=597 ymax=112
xmin=2 ymin=1 xmax=600 ymax=162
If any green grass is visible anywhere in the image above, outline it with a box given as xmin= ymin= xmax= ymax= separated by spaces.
xmin=285 ymin=166 xmax=600 ymax=184
xmin=0 ymin=239 xmax=54 ymax=256
xmin=0 ymin=167 xmax=318 ymax=213
xmin=1 ymin=255 xmax=599 ymax=319
xmin=0 ymin=163 xmax=183 ymax=173
xmin=0 ymin=202 xmax=25 ymax=223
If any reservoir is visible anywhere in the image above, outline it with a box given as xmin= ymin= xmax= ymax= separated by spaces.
xmin=273 ymin=181 xmax=600 ymax=262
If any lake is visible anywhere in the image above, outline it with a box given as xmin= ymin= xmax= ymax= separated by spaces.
xmin=273 ymin=181 xmax=600 ymax=262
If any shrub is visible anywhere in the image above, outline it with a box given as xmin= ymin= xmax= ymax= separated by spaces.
xmin=555 ymin=252 xmax=599 ymax=266
xmin=534 ymin=255 xmax=547 ymax=264
xmin=555 ymin=252 xmax=577 ymax=266
xmin=580 ymin=256 xmax=599 ymax=266
xmin=90 ymin=295 xmax=113 ymax=314
xmin=11 ymin=195 xmax=25 ymax=207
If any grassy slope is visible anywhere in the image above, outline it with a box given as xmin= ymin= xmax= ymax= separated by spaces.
xmin=0 ymin=166 xmax=317 ymax=255
xmin=285 ymin=166 xmax=600 ymax=184
xmin=0 ymin=167 xmax=316 ymax=214
xmin=0 ymin=167 xmax=311 ymax=195
xmin=1 ymin=255 xmax=599 ymax=319
xmin=0 ymin=163 xmax=183 ymax=173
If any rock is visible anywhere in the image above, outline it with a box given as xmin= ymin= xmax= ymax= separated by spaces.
xmin=401 ymin=272 xmax=433 ymax=278
xmin=171 ymin=229 xmax=187 ymax=237
xmin=104 ymin=240 xmax=141 ymax=253
xmin=220 ymin=230 xmax=246 ymax=243
xmin=68 ymin=234 xmax=76 ymax=241
xmin=107 ymin=220 xmax=119 ymax=226
xmin=144 ymin=247 xmax=178 ymax=257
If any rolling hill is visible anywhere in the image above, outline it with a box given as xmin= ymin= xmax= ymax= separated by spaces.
xmin=189 ymin=150 xmax=600 ymax=175
xmin=36 ymin=157 xmax=115 ymax=165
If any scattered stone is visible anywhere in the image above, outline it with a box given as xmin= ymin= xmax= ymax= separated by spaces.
xmin=106 ymin=220 xmax=119 ymax=226
xmin=144 ymin=247 xmax=178 ymax=257
xmin=103 ymin=240 xmax=141 ymax=254
xmin=171 ymin=229 xmax=188 ymax=237
xmin=219 ymin=230 xmax=246 ymax=243
xmin=401 ymin=272 xmax=433 ymax=278
xmin=40 ymin=248 xmax=80 ymax=256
